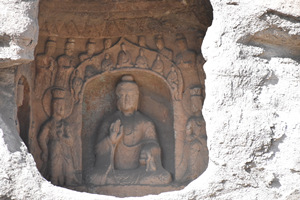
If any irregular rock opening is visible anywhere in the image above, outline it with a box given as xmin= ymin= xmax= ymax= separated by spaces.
xmin=16 ymin=76 xmax=30 ymax=148
xmin=15 ymin=0 xmax=213 ymax=197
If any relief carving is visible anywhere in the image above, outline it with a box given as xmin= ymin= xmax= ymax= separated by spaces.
xmin=28 ymin=31 xmax=206 ymax=196
xmin=79 ymin=39 xmax=96 ymax=62
xmin=38 ymin=88 xmax=80 ymax=186
xmin=103 ymin=38 xmax=112 ymax=51
xmin=101 ymin=53 xmax=114 ymax=71
xmin=181 ymin=87 xmax=208 ymax=181
xmin=151 ymin=54 xmax=164 ymax=75
xmin=155 ymin=35 xmax=173 ymax=61
xmin=117 ymin=43 xmax=133 ymax=68
xmin=167 ymin=66 xmax=180 ymax=100
xmin=35 ymin=37 xmax=57 ymax=99
xmin=138 ymin=35 xmax=148 ymax=48
xmin=54 ymin=39 xmax=76 ymax=90
xmin=175 ymin=34 xmax=199 ymax=89
xmin=71 ymin=70 xmax=83 ymax=104
xmin=135 ymin=48 xmax=149 ymax=69
xmin=89 ymin=75 xmax=172 ymax=185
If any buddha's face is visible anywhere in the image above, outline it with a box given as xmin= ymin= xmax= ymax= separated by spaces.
xmin=191 ymin=96 xmax=202 ymax=114
xmin=116 ymin=83 xmax=139 ymax=116
xmin=52 ymin=99 xmax=65 ymax=119
xmin=65 ymin=45 xmax=74 ymax=56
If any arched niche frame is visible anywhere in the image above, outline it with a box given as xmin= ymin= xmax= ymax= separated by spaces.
xmin=75 ymin=38 xmax=189 ymax=183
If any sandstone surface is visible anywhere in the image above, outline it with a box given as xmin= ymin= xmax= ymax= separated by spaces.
xmin=1 ymin=0 xmax=300 ymax=199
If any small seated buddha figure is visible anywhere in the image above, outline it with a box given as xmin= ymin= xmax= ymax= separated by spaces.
xmin=89 ymin=75 xmax=171 ymax=185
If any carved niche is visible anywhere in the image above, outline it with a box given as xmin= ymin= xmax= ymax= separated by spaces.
xmin=16 ymin=0 xmax=212 ymax=197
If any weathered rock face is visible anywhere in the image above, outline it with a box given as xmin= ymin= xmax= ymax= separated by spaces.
xmin=1 ymin=0 xmax=300 ymax=199
xmin=0 ymin=0 xmax=39 ymax=68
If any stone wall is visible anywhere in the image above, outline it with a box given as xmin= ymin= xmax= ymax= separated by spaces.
xmin=1 ymin=0 xmax=300 ymax=199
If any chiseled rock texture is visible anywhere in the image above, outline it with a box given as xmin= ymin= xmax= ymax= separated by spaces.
xmin=1 ymin=0 xmax=300 ymax=199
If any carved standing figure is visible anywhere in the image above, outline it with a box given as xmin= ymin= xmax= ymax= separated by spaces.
xmin=38 ymin=89 xmax=80 ymax=186
xmin=175 ymin=34 xmax=199 ymax=89
xmin=135 ymin=48 xmax=149 ymax=69
xmin=54 ymin=39 xmax=76 ymax=90
xmin=89 ymin=75 xmax=171 ymax=185
xmin=35 ymin=38 xmax=57 ymax=99
xmin=181 ymin=87 xmax=208 ymax=181
xmin=117 ymin=43 xmax=133 ymax=68
xmin=155 ymin=35 xmax=173 ymax=60
xmin=79 ymin=39 xmax=96 ymax=62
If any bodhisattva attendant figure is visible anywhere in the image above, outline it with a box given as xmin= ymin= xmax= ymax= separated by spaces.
xmin=54 ymin=39 xmax=76 ymax=90
xmin=182 ymin=87 xmax=208 ymax=181
xmin=89 ymin=75 xmax=171 ymax=185
xmin=175 ymin=34 xmax=199 ymax=89
xmin=35 ymin=38 xmax=57 ymax=99
xmin=38 ymin=89 xmax=80 ymax=186
xmin=117 ymin=43 xmax=133 ymax=68
xmin=155 ymin=35 xmax=173 ymax=60
xmin=79 ymin=39 xmax=96 ymax=62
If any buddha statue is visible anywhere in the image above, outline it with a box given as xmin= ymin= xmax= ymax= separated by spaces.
xmin=89 ymin=75 xmax=171 ymax=185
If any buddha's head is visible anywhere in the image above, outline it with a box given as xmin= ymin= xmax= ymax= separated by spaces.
xmin=116 ymin=75 xmax=139 ymax=116
xmin=87 ymin=40 xmax=96 ymax=55
xmin=65 ymin=39 xmax=75 ymax=56
xmin=45 ymin=40 xmax=56 ymax=56
xmin=176 ymin=34 xmax=188 ymax=51
xmin=155 ymin=35 xmax=165 ymax=50
xmin=51 ymin=89 xmax=66 ymax=120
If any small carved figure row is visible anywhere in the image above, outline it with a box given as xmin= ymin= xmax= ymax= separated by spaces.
xmin=35 ymin=33 xmax=205 ymax=102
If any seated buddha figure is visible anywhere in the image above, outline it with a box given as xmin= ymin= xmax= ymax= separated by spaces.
xmin=89 ymin=75 xmax=171 ymax=185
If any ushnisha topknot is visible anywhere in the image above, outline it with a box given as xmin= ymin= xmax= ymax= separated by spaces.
xmin=121 ymin=75 xmax=135 ymax=82
xmin=116 ymin=75 xmax=139 ymax=95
